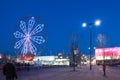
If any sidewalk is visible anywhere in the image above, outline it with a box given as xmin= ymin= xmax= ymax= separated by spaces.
xmin=1 ymin=65 xmax=120 ymax=80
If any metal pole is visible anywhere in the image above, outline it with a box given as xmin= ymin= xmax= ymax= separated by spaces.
xmin=73 ymin=49 xmax=75 ymax=71
xmin=89 ymin=25 xmax=92 ymax=70
xmin=80 ymin=54 xmax=82 ymax=69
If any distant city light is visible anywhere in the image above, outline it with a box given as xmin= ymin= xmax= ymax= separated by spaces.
xmin=88 ymin=47 xmax=90 ymax=50
xmin=0 ymin=54 xmax=2 ymax=59
xmin=94 ymin=47 xmax=96 ymax=49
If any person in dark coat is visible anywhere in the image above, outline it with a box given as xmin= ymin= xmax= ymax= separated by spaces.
xmin=102 ymin=63 xmax=106 ymax=76
xmin=3 ymin=60 xmax=18 ymax=80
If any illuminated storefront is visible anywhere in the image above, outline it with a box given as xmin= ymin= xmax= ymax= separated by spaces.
xmin=16 ymin=55 xmax=70 ymax=66
xmin=33 ymin=56 xmax=70 ymax=66
xmin=95 ymin=47 xmax=120 ymax=64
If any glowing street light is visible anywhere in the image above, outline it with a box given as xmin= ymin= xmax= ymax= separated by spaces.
xmin=82 ymin=20 xmax=101 ymax=70
xmin=95 ymin=20 xmax=101 ymax=26
xmin=82 ymin=20 xmax=101 ymax=28
xmin=82 ymin=22 xmax=87 ymax=27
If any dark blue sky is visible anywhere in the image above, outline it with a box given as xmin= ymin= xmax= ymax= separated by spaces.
xmin=0 ymin=0 xmax=120 ymax=56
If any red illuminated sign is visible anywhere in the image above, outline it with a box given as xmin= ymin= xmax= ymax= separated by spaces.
xmin=20 ymin=54 xmax=34 ymax=61
xmin=95 ymin=47 xmax=120 ymax=57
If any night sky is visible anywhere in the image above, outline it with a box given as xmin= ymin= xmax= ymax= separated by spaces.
xmin=0 ymin=0 xmax=120 ymax=56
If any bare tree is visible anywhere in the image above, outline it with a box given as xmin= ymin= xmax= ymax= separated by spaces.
xmin=96 ymin=34 xmax=107 ymax=47
xmin=69 ymin=33 xmax=79 ymax=71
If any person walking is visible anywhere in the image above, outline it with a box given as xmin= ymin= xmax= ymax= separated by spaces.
xmin=3 ymin=60 xmax=18 ymax=80
xmin=102 ymin=63 xmax=106 ymax=76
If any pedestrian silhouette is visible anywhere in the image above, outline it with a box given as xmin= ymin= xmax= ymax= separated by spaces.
xmin=102 ymin=63 xmax=106 ymax=76
xmin=27 ymin=63 xmax=30 ymax=71
xmin=3 ymin=60 xmax=18 ymax=80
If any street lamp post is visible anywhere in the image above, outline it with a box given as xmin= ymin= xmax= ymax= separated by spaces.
xmin=89 ymin=24 xmax=92 ymax=70
xmin=82 ymin=20 xmax=101 ymax=70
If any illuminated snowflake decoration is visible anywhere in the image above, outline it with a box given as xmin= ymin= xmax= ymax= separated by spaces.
xmin=13 ymin=17 xmax=45 ymax=55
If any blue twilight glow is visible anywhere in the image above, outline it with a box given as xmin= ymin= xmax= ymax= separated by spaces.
xmin=0 ymin=0 xmax=120 ymax=56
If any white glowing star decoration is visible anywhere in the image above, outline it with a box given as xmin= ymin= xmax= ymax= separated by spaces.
xmin=14 ymin=17 xmax=45 ymax=55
